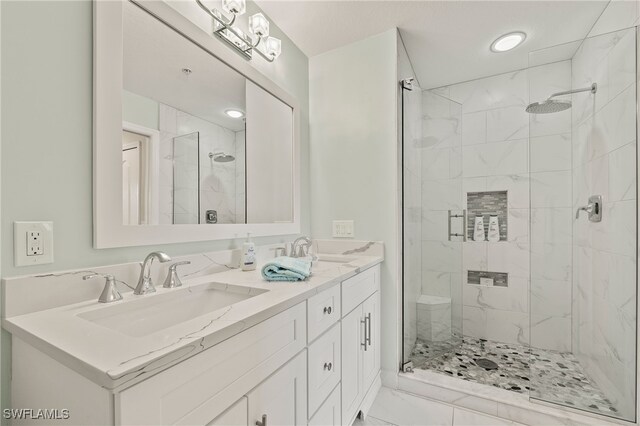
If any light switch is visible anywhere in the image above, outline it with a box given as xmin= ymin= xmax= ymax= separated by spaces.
xmin=332 ymin=220 xmax=354 ymax=238
xmin=14 ymin=221 xmax=54 ymax=266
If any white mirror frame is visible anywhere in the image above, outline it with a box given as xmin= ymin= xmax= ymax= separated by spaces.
xmin=93 ymin=0 xmax=301 ymax=248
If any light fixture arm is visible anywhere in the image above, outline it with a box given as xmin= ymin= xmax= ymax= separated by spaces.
xmin=195 ymin=0 xmax=278 ymax=62
xmin=195 ymin=0 xmax=252 ymax=55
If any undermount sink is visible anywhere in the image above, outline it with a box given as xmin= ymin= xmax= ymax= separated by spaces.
xmin=78 ymin=283 xmax=267 ymax=337
xmin=315 ymin=254 xmax=358 ymax=264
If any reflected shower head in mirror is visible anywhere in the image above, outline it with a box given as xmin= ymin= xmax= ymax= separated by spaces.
xmin=526 ymin=83 xmax=597 ymax=114
xmin=209 ymin=152 xmax=236 ymax=162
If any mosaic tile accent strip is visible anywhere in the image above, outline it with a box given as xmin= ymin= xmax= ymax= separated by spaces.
xmin=467 ymin=270 xmax=508 ymax=287
xmin=409 ymin=337 xmax=620 ymax=419
xmin=467 ymin=191 xmax=507 ymax=241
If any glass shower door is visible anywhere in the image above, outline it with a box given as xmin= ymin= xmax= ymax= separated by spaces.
xmin=172 ymin=131 xmax=200 ymax=224
xmin=402 ymin=79 xmax=464 ymax=370
xmin=528 ymin=27 xmax=637 ymax=422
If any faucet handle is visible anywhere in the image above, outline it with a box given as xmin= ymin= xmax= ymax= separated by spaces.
xmin=271 ymin=246 xmax=288 ymax=258
xmin=163 ymin=261 xmax=191 ymax=288
xmin=83 ymin=274 xmax=123 ymax=303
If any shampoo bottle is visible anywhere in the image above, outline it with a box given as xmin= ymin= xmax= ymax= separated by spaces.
xmin=473 ymin=215 xmax=486 ymax=242
xmin=241 ymin=233 xmax=256 ymax=271
xmin=488 ymin=215 xmax=500 ymax=242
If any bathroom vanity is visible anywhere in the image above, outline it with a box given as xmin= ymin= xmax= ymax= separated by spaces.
xmin=3 ymin=247 xmax=382 ymax=425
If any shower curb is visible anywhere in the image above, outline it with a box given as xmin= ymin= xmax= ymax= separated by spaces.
xmin=397 ymin=370 xmax=634 ymax=426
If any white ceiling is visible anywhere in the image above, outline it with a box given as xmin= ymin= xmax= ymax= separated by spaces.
xmin=124 ymin=2 xmax=246 ymax=131
xmin=255 ymin=0 xmax=610 ymax=89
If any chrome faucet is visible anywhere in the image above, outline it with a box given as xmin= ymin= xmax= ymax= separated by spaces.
xmin=83 ymin=273 xmax=123 ymax=303
xmin=134 ymin=251 xmax=172 ymax=295
xmin=291 ymin=236 xmax=312 ymax=258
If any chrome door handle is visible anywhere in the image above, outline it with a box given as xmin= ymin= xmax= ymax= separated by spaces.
xmin=448 ymin=210 xmax=467 ymax=241
xmin=365 ymin=313 xmax=372 ymax=346
xmin=323 ymin=362 xmax=332 ymax=371
xmin=360 ymin=317 xmax=368 ymax=351
xmin=256 ymin=414 xmax=267 ymax=426
xmin=323 ymin=306 xmax=332 ymax=315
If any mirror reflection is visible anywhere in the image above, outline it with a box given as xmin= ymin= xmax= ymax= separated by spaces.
xmin=121 ymin=1 xmax=292 ymax=225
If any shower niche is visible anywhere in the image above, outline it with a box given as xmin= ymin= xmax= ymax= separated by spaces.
xmin=466 ymin=191 xmax=508 ymax=242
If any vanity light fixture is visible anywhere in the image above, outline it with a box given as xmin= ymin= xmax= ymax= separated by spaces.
xmin=195 ymin=0 xmax=282 ymax=62
xmin=225 ymin=109 xmax=244 ymax=118
xmin=490 ymin=31 xmax=526 ymax=52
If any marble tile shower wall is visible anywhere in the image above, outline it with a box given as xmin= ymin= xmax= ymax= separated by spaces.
xmin=159 ymin=104 xmax=246 ymax=224
xmin=171 ymin=132 xmax=200 ymax=224
xmin=404 ymin=83 xmax=424 ymax=358
xmin=421 ymin=61 xmax=573 ymax=350
xmin=420 ymin=90 xmax=463 ymax=339
xmin=570 ymin=27 xmax=637 ymax=419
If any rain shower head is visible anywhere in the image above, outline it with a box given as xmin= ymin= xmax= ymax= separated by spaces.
xmin=526 ymin=83 xmax=597 ymax=114
xmin=209 ymin=152 xmax=235 ymax=162
xmin=525 ymin=99 xmax=572 ymax=114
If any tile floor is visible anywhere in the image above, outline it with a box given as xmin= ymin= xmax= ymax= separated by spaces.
xmin=408 ymin=337 xmax=619 ymax=418
xmin=357 ymin=387 xmax=525 ymax=426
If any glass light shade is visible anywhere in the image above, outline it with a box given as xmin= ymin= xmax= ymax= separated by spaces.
xmin=265 ymin=37 xmax=282 ymax=59
xmin=222 ymin=0 xmax=246 ymax=15
xmin=490 ymin=32 xmax=526 ymax=52
xmin=249 ymin=13 xmax=270 ymax=38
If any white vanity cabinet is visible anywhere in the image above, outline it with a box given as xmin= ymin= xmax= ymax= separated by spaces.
xmin=209 ymin=350 xmax=307 ymax=426
xmin=340 ymin=267 xmax=381 ymax=426
xmin=9 ymin=263 xmax=382 ymax=426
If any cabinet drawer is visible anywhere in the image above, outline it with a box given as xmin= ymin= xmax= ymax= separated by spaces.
xmin=307 ymin=284 xmax=340 ymax=343
xmin=309 ymin=384 xmax=340 ymax=426
xmin=117 ymin=303 xmax=306 ymax=425
xmin=342 ymin=265 xmax=380 ymax=316
xmin=307 ymin=323 xmax=341 ymax=417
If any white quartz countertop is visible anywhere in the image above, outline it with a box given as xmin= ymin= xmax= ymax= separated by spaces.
xmin=3 ymin=254 xmax=382 ymax=391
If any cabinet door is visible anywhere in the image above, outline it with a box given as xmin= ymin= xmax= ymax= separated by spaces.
xmin=208 ymin=397 xmax=248 ymax=426
xmin=309 ymin=385 xmax=340 ymax=426
xmin=341 ymin=305 xmax=364 ymax=425
xmin=247 ymin=350 xmax=307 ymax=426
xmin=361 ymin=291 xmax=380 ymax=392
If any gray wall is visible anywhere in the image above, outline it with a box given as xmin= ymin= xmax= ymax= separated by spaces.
xmin=0 ymin=0 xmax=309 ymax=410
xmin=0 ymin=0 xmax=309 ymax=278
xmin=309 ymin=29 xmax=400 ymax=380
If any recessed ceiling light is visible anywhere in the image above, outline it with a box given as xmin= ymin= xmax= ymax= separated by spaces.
xmin=490 ymin=32 xmax=526 ymax=53
xmin=225 ymin=109 xmax=244 ymax=118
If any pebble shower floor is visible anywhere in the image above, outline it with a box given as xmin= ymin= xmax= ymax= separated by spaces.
xmin=409 ymin=337 xmax=619 ymax=418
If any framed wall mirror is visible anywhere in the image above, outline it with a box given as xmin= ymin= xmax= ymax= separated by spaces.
xmin=94 ymin=0 xmax=300 ymax=248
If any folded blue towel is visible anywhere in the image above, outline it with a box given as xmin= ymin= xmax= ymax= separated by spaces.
xmin=261 ymin=256 xmax=312 ymax=282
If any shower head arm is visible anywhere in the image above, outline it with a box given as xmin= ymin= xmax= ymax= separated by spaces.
xmin=546 ymin=83 xmax=597 ymax=101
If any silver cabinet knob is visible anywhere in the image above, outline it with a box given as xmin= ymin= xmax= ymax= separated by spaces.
xmin=323 ymin=306 xmax=332 ymax=315
xmin=324 ymin=362 xmax=332 ymax=371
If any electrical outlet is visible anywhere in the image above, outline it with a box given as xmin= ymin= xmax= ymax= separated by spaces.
xmin=332 ymin=220 xmax=354 ymax=238
xmin=27 ymin=231 xmax=44 ymax=256
xmin=14 ymin=221 xmax=54 ymax=266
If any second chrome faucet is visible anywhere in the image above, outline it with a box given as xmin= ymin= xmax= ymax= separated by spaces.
xmin=134 ymin=251 xmax=172 ymax=295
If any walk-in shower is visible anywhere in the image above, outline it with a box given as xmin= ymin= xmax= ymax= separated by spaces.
xmin=401 ymin=24 xmax=637 ymax=422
